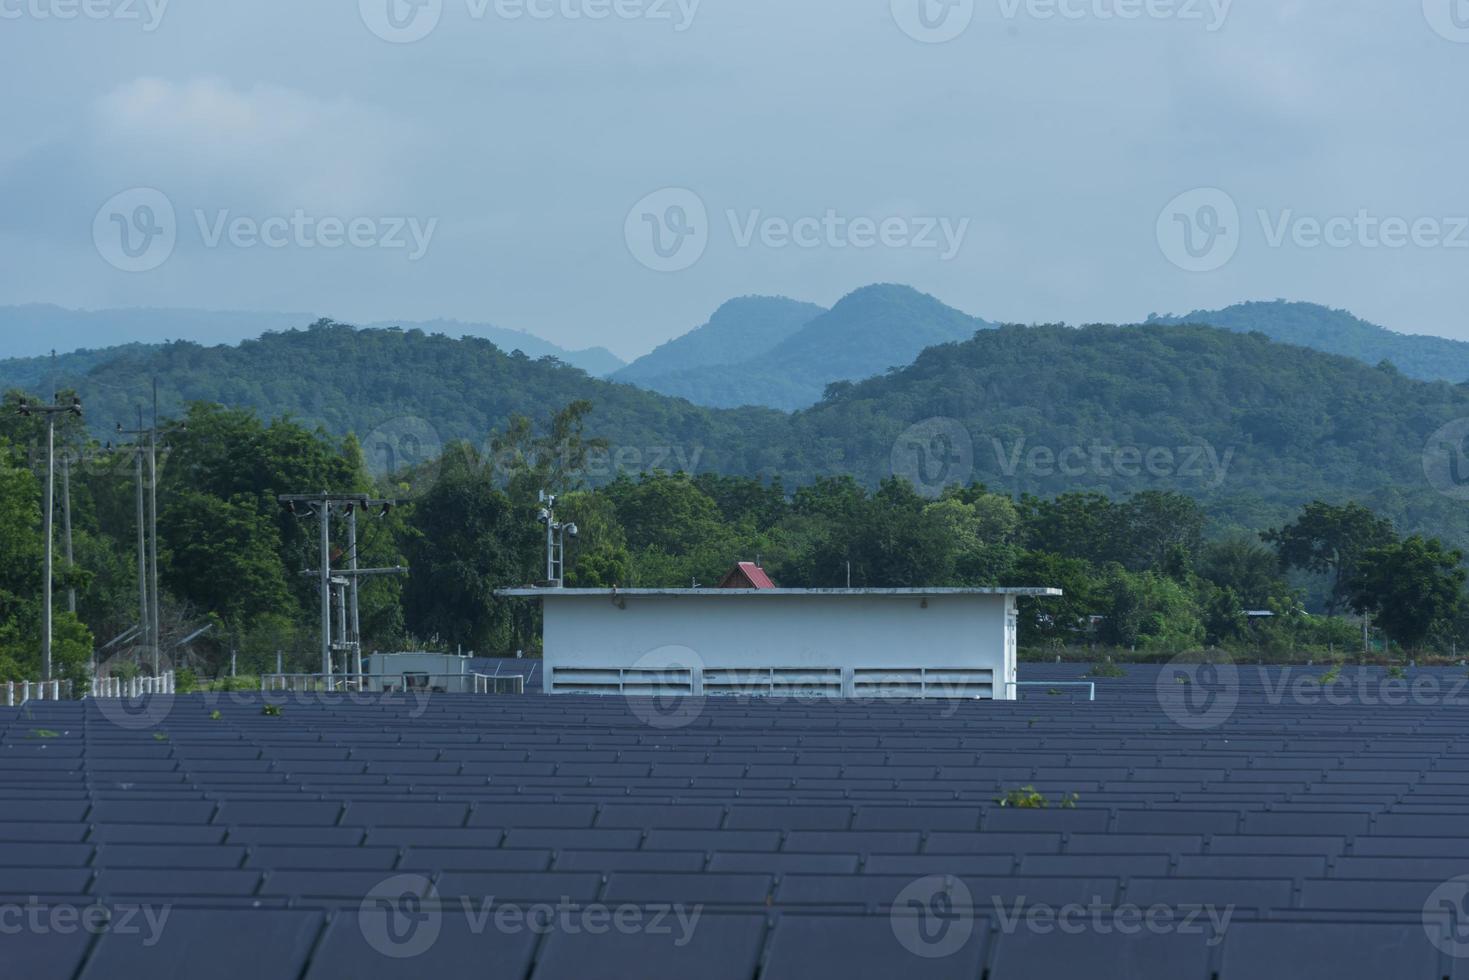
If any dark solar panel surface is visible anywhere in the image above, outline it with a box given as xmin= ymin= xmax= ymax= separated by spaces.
xmin=4 ymin=663 xmax=1469 ymax=978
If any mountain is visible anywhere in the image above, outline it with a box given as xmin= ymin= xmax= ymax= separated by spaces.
xmin=12 ymin=306 xmax=1469 ymax=548
xmin=788 ymin=321 xmax=1469 ymax=545
xmin=621 ymin=285 xmax=992 ymax=411
xmin=1146 ymin=301 xmax=1469 ymax=384
xmin=26 ymin=322 xmax=784 ymax=473
xmin=614 ymin=296 xmax=825 ymax=383
xmin=0 ymin=305 xmax=624 ymax=378
xmin=0 ymin=305 xmax=313 ymax=357
xmin=361 ymin=318 xmax=624 ymax=376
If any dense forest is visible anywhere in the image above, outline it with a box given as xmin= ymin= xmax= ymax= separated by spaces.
xmin=1148 ymin=300 xmax=1469 ymax=385
xmin=2 ymin=390 xmax=1464 ymax=687
xmin=10 ymin=315 xmax=1469 ymax=551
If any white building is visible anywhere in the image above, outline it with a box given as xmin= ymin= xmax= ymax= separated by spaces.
xmin=499 ymin=587 xmax=1062 ymax=700
xmin=363 ymin=652 xmax=471 ymax=693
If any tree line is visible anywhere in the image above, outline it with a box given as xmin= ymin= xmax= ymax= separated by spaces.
xmin=0 ymin=397 xmax=1464 ymax=685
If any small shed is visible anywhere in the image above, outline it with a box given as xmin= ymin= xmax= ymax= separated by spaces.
xmin=498 ymin=586 xmax=1062 ymax=700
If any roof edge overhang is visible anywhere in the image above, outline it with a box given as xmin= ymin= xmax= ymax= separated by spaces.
xmin=496 ymin=587 xmax=1064 ymax=599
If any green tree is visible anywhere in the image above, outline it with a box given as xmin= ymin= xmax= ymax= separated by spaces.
xmin=1349 ymin=535 xmax=1465 ymax=652
xmin=161 ymin=491 xmax=292 ymax=628
xmin=1265 ymin=501 xmax=1397 ymax=616
xmin=402 ymin=444 xmax=532 ymax=652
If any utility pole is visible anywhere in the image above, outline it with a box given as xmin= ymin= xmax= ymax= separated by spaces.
xmin=148 ymin=380 xmax=161 ymax=677
xmin=348 ymin=506 xmax=364 ymax=677
xmin=119 ymin=404 xmax=179 ymax=675
xmin=281 ymin=493 xmax=404 ymax=686
xmin=61 ymin=450 xmax=75 ymax=614
xmin=17 ymin=395 xmax=83 ymax=682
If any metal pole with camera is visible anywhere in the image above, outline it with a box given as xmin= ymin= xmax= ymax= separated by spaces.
xmin=537 ymin=491 xmax=577 ymax=587
xmin=17 ymin=396 xmax=83 ymax=682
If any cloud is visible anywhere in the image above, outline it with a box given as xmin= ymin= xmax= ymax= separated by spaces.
xmin=91 ymin=77 xmax=423 ymax=214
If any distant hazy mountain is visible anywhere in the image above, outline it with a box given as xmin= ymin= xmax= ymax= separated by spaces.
xmin=614 ymin=296 xmax=826 ymax=383
xmin=0 ymin=305 xmax=312 ymax=358
xmin=1146 ymin=301 xmax=1469 ymax=384
xmin=362 ymin=318 xmax=624 ymax=377
xmin=0 ymin=305 xmax=624 ymax=378
xmin=621 ymin=284 xmax=992 ymax=411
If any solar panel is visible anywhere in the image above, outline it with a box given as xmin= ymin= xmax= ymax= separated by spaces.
xmin=213 ymin=800 xmax=345 ymax=826
xmin=2 ymin=922 xmax=95 ymax=980
xmin=78 ymin=909 xmax=323 ymax=980
xmin=92 ymin=868 xmax=262 ymax=898
xmin=340 ymin=802 xmax=471 ymax=827
xmin=92 ymin=844 xmax=246 ymax=869
xmin=1218 ymin=921 xmax=1444 ymax=980
xmin=433 ymin=872 xmax=603 ymax=904
xmin=988 ymin=925 xmax=1215 ymax=980
xmin=554 ymin=850 xmax=707 ymax=873
xmin=851 ymin=806 xmax=982 ymax=832
xmin=762 ymin=913 xmax=989 ymax=980
xmin=531 ymin=912 xmax=766 ymax=980
xmin=601 ymin=872 xmax=773 ymax=905
xmin=301 ymin=908 xmax=539 ymax=980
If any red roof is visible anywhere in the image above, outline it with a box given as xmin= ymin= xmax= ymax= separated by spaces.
xmin=718 ymin=562 xmax=776 ymax=590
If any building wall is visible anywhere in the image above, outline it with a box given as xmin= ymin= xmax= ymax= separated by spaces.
xmin=542 ymin=594 xmax=1018 ymax=700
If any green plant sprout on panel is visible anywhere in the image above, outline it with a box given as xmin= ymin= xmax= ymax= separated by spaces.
xmin=261 ymin=704 xmax=283 ymax=717
xmin=1089 ymin=663 xmax=1126 ymax=678
xmin=996 ymin=786 xmax=1080 ymax=810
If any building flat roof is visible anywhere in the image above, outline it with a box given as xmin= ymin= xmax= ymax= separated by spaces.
xmin=498 ymin=587 xmax=1063 ymax=598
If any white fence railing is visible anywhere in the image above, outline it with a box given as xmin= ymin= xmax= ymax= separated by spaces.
xmin=1005 ymin=680 xmax=1097 ymax=702
xmin=3 ymin=680 xmax=72 ymax=706
xmin=472 ymin=673 xmax=526 ymax=695
xmin=262 ymin=672 xmax=525 ymax=695
xmin=87 ymin=673 xmax=175 ymax=699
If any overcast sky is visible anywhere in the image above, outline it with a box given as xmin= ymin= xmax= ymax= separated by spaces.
xmin=1 ymin=0 xmax=1466 ymax=360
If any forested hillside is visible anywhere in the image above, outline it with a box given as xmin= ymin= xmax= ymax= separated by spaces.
xmin=792 ymin=323 xmax=1469 ymax=544
xmin=11 ymin=314 xmax=1469 ymax=552
xmin=1148 ymin=301 xmax=1469 ymax=384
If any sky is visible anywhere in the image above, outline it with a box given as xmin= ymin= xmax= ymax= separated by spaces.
xmin=1 ymin=0 xmax=1466 ymax=362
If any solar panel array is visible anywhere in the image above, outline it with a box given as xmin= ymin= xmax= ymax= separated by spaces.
xmin=4 ymin=663 xmax=1469 ymax=979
